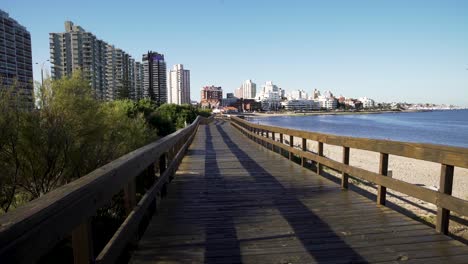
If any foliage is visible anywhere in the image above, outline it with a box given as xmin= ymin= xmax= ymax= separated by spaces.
xmin=0 ymin=73 xmax=210 ymax=214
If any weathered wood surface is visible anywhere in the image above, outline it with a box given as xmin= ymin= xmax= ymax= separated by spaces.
xmin=130 ymin=121 xmax=468 ymax=264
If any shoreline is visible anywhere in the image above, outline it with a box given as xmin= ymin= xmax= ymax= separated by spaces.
xmin=237 ymin=109 xmax=428 ymax=118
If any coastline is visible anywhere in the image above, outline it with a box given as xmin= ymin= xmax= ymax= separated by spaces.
xmin=238 ymin=109 xmax=427 ymax=118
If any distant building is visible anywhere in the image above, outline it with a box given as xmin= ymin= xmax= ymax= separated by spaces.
xmin=222 ymin=92 xmax=238 ymax=107
xmin=0 ymin=10 xmax=33 ymax=108
xmin=289 ymin=89 xmax=308 ymax=100
xmin=50 ymin=21 xmax=108 ymax=99
xmin=200 ymin=85 xmax=222 ymax=108
xmin=359 ymin=97 xmax=375 ymax=108
xmin=132 ymin=62 xmax=144 ymax=100
xmin=234 ymin=86 xmax=243 ymax=98
xmin=142 ymin=51 xmax=167 ymax=104
xmin=318 ymin=90 xmax=337 ymax=109
xmin=241 ymin=79 xmax=256 ymax=99
xmin=312 ymin=89 xmax=321 ymax=99
xmin=282 ymin=99 xmax=320 ymax=111
xmin=169 ymin=64 xmax=190 ymax=104
xmin=256 ymin=81 xmax=282 ymax=111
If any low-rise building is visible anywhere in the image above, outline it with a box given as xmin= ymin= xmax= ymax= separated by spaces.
xmin=281 ymin=99 xmax=320 ymax=111
xmin=200 ymin=85 xmax=222 ymax=108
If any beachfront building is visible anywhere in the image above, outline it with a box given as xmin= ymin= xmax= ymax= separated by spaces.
xmin=200 ymin=85 xmax=222 ymax=109
xmin=256 ymin=81 xmax=282 ymax=111
xmin=288 ymin=89 xmax=308 ymax=100
xmin=169 ymin=64 xmax=190 ymax=105
xmin=281 ymin=99 xmax=320 ymax=111
xmin=359 ymin=97 xmax=375 ymax=108
xmin=0 ymin=10 xmax=34 ymax=109
xmin=318 ymin=90 xmax=337 ymax=109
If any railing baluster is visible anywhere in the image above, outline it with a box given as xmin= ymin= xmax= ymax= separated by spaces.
xmin=301 ymin=138 xmax=307 ymax=167
xmin=436 ymin=164 xmax=454 ymax=235
xmin=341 ymin=147 xmax=350 ymax=189
xmin=123 ymin=180 xmax=136 ymax=215
xmin=279 ymin=133 xmax=284 ymax=156
xmin=289 ymin=135 xmax=294 ymax=160
xmin=72 ymin=218 xmax=94 ymax=264
xmin=317 ymin=142 xmax=324 ymax=175
xmin=377 ymin=153 xmax=389 ymax=205
xmin=272 ymin=132 xmax=275 ymax=151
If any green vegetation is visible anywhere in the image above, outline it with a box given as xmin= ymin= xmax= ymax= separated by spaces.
xmin=0 ymin=72 xmax=210 ymax=214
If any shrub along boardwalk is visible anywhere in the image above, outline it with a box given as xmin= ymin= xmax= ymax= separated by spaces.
xmin=130 ymin=121 xmax=468 ymax=264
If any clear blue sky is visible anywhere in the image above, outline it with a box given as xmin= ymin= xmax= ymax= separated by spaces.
xmin=3 ymin=0 xmax=468 ymax=106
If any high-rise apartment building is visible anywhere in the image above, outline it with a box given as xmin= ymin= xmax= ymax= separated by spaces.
xmin=200 ymin=85 xmax=222 ymax=108
xmin=142 ymin=51 xmax=167 ymax=104
xmin=0 ymin=10 xmax=33 ymax=108
xmin=169 ymin=64 xmax=190 ymax=105
xmin=50 ymin=21 xmax=108 ymax=99
xmin=50 ymin=21 xmax=140 ymax=101
xmin=241 ymin=79 xmax=256 ymax=99
xmin=132 ymin=62 xmax=144 ymax=100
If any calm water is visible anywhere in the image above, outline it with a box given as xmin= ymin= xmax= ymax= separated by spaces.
xmin=247 ymin=110 xmax=468 ymax=148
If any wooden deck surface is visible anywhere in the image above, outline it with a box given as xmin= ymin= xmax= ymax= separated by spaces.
xmin=130 ymin=121 xmax=468 ymax=264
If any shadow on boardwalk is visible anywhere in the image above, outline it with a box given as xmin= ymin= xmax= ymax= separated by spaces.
xmin=205 ymin=124 xmax=366 ymax=263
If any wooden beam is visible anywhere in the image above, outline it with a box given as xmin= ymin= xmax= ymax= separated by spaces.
xmin=436 ymin=164 xmax=454 ymax=235
xmin=289 ymin=135 xmax=294 ymax=160
xmin=377 ymin=153 xmax=389 ymax=206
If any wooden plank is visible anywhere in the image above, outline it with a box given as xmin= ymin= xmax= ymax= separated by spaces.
xmin=377 ymin=153 xmax=389 ymax=206
xmin=436 ymin=164 xmax=454 ymax=234
xmin=231 ymin=117 xmax=468 ymax=168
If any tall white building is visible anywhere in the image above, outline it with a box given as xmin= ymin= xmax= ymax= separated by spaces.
xmin=256 ymin=81 xmax=282 ymax=111
xmin=289 ymin=89 xmax=308 ymax=100
xmin=169 ymin=64 xmax=190 ymax=104
xmin=240 ymin=80 xmax=256 ymax=99
xmin=318 ymin=90 xmax=337 ymax=109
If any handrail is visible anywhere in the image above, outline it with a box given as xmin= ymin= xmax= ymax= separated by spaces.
xmin=0 ymin=115 xmax=212 ymax=264
xmin=231 ymin=116 xmax=468 ymax=236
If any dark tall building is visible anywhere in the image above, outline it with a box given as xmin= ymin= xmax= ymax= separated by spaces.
xmin=142 ymin=51 xmax=167 ymax=104
xmin=0 ymin=10 xmax=33 ymax=109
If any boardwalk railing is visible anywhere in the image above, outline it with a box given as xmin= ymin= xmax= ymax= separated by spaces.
xmin=0 ymin=115 xmax=213 ymax=264
xmin=231 ymin=116 xmax=468 ymax=235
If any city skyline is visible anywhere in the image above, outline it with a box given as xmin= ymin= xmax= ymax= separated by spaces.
xmin=2 ymin=0 xmax=468 ymax=106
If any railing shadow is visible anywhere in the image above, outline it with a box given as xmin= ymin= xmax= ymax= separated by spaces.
xmin=203 ymin=125 xmax=242 ymax=264
xmin=214 ymin=124 xmax=367 ymax=263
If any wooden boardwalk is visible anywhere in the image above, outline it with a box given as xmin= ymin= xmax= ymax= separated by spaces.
xmin=130 ymin=121 xmax=468 ymax=264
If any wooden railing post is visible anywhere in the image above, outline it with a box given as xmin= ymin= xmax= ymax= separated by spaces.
xmin=341 ymin=147 xmax=350 ymax=189
xmin=377 ymin=153 xmax=389 ymax=205
xmin=272 ymin=132 xmax=275 ymax=151
xmin=159 ymin=153 xmax=168 ymax=197
xmin=265 ymin=130 xmax=269 ymax=149
xmin=317 ymin=142 xmax=324 ymax=175
xmin=436 ymin=164 xmax=454 ymax=234
xmin=279 ymin=133 xmax=284 ymax=156
xmin=72 ymin=219 xmax=94 ymax=264
xmin=289 ymin=135 xmax=294 ymax=160
xmin=123 ymin=180 xmax=136 ymax=215
xmin=301 ymin=138 xmax=307 ymax=167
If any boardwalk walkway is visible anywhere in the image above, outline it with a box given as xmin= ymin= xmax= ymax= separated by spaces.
xmin=130 ymin=121 xmax=468 ymax=263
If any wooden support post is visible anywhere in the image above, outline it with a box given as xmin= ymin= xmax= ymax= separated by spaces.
xmin=271 ymin=131 xmax=276 ymax=151
xmin=159 ymin=153 xmax=167 ymax=175
xmin=436 ymin=164 xmax=454 ymax=235
xmin=289 ymin=135 xmax=294 ymax=160
xmin=301 ymin=138 xmax=307 ymax=167
xmin=123 ymin=180 xmax=136 ymax=215
xmin=265 ymin=130 xmax=269 ymax=149
xmin=279 ymin=133 xmax=284 ymax=156
xmin=317 ymin=142 xmax=324 ymax=175
xmin=341 ymin=147 xmax=350 ymax=189
xmin=72 ymin=219 xmax=94 ymax=264
xmin=377 ymin=153 xmax=389 ymax=205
